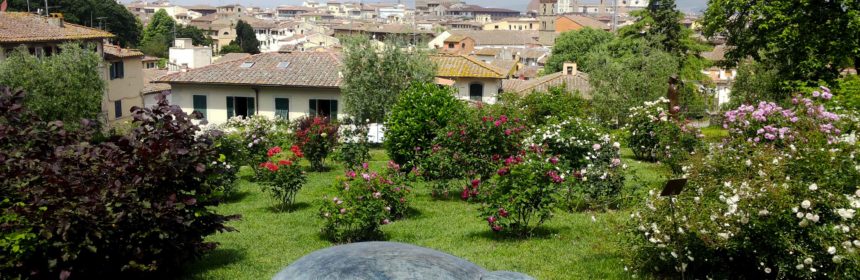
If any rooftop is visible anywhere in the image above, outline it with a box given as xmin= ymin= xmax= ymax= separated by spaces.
xmin=448 ymin=30 xmax=540 ymax=46
xmin=157 ymin=51 xmax=342 ymax=88
xmin=0 ymin=13 xmax=114 ymax=43
xmin=514 ymin=70 xmax=592 ymax=98
xmin=103 ymin=44 xmax=144 ymax=59
xmin=431 ymin=54 xmax=507 ymax=79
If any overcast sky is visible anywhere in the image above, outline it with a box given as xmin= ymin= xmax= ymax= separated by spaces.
xmin=161 ymin=0 xmax=709 ymax=14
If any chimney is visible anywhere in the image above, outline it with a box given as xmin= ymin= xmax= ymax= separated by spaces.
xmin=46 ymin=17 xmax=64 ymax=27
xmin=563 ymin=62 xmax=577 ymax=75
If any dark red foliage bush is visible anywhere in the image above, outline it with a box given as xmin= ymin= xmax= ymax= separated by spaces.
xmin=0 ymin=88 xmax=238 ymax=279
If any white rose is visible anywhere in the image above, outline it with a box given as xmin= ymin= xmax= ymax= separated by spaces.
xmin=828 ymin=246 xmax=837 ymax=254
xmin=809 ymin=183 xmax=818 ymax=191
xmin=801 ymin=200 xmax=812 ymax=209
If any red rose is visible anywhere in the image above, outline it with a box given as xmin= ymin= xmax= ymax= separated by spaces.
xmin=278 ymin=160 xmax=292 ymax=166
xmin=267 ymin=146 xmax=282 ymax=157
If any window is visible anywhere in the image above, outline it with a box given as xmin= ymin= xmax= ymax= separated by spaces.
xmin=240 ymin=61 xmax=255 ymax=68
xmin=109 ymin=61 xmax=124 ymax=80
xmin=275 ymin=98 xmax=289 ymax=118
xmin=448 ymin=43 xmax=455 ymax=48
xmin=461 ymin=43 xmax=465 ymax=48
xmin=193 ymin=95 xmax=207 ymax=118
xmin=566 ymin=66 xmax=574 ymax=75
xmin=276 ymin=61 xmax=291 ymax=69
xmin=114 ymin=100 xmax=122 ymax=119
xmin=469 ymin=83 xmax=483 ymax=101
xmin=226 ymin=96 xmax=255 ymax=118
xmin=309 ymin=99 xmax=338 ymax=120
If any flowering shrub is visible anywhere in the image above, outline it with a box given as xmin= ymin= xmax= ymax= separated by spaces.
xmin=256 ymin=146 xmax=307 ymax=210
xmin=334 ymin=117 xmax=370 ymax=170
xmin=528 ymin=118 xmax=626 ymax=209
xmin=0 ymin=90 xmax=237 ymax=278
xmin=626 ymin=89 xmax=860 ymax=279
xmin=627 ymin=97 xmax=703 ymax=174
xmin=320 ymin=169 xmax=394 ymax=243
xmin=214 ymin=115 xmax=290 ymax=167
xmin=379 ymin=161 xmax=415 ymax=219
xmin=479 ymin=146 xmax=564 ymax=236
xmin=293 ymin=116 xmax=338 ymax=171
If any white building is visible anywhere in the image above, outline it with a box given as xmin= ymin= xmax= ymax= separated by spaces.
xmin=167 ymin=38 xmax=212 ymax=72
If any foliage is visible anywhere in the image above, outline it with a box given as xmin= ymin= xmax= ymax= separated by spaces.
xmin=320 ymin=172 xmax=391 ymax=243
xmin=529 ymin=117 xmax=626 ymax=209
xmin=479 ymin=147 xmax=564 ymax=237
xmin=384 ymin=82 xmax=465 ymax=167
xmin=584 ymin=37 xmax=680 ymax=126
xmin=545 ymin=28 xmax=614 ymax=73
xmin=141 ymin=9 xmax=176 ymax=56
xmin=177 ymin=25 xmax=214 ymax=47
xmin=627 ymin=97 xmax=703 ymax=174
xmin=497 ymin=86 xmax=589 ymax=127
xmin=341 ymin=36 xmax=437 ymax=123
xmin=215 ymin=115 xmax=291 ymax=168
xmin=703 ymin=0 xmax=860 ymax=83
xmin=644 ymin=0 xmax=684 ymax=56
xmin=350 ymin=161 xmax=415 ymax=220
xmin=9 ymin=0 xmax=141 ymax=47
xmin=833 ymin=75 xmax=860 ymax=112
xmin=627 ymin=88 xmax=860 ymax=279
xmin=420 ymin=104 xmax=528 ymax=181
xmin=234 ymin=20 xmax=260 ymax=54
xmin=334 ymin=118 xmax=371 ymax=170
xmin=724 ymin=61 xmax=785 ymax=110
xmin=293 ymin=116 xmax=338 ymax=171
xmin=219 ymin=42 xmax=243 ymax=55
xmin=0 ymin=90 xmax=238 ymax=278
xmin=0 ymin=44 xmax=104 ymax=125
xmin=256 ymin=146 xmax=307 ymax=210
xmin=140 ymin=32 xmax=170 ymax=58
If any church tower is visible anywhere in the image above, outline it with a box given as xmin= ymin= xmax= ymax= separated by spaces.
xmin=538 ymin=0 xmax=558 ymax=46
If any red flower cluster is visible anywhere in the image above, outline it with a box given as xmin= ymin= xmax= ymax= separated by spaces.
xmin=260 ymin=162 xmax=279 ymax=172
xmin=267 ymin=146 xmax=283 ymax=158
xmin=290 ymin=145 xmax=304 ymax=158
xmin=461 ymin=179 xmax=481 ymax=200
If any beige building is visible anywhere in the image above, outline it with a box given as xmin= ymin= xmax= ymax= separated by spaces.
xmin=103 ymin=45 xmax=146 ymax=123
xmin=156 ymin=51 xmax=344 ymax=124
xmin=431 ymin=54 xmax=507 ymax=104
xmin=507 ymin=62 xmax=592 ymax=98
xmin=483 ymin=18 xmax=540 ymax=31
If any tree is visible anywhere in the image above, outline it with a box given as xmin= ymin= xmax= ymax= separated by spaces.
xmin=0 ymin=44 xmax=104 ymax=124
xmin=234 ymin=20 xmax=260 ymax=54
xmin=219 ymin=42 xmax=243 ymax=55
xmin=723 ymin=60 xmax=783 ymax=110
xmin=8 ymin=0 xmax=141 ymax=47
xmin=140 ymin=9 xmax=176 ymax=57
xmin=545 ymin=28 xmax=614 ymax=73
xmin=645 ymin=0 xmax=684 ymax=56
xmin=340 ymin=36 xmax=436 ymax=123
xmin=139 ymin=33 xmax=169 ymax=58
xmin=703 ymin=0 xmax=860 ymax=83
xmin=583 ymin=37 xmax=680 ymax=126
xmin=176 ymin=25 xmax=214 ymax=47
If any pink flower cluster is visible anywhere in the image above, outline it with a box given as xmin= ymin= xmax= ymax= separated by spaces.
xmin=724 ymin=88 xmax=843 ymax=144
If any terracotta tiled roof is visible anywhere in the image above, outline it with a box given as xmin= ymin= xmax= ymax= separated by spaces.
xmin=558 ymin=15 xmax=611 ymax=31
xmin=518 ymin=48 xmax=548 ymax=59
xmin=215 ymin=53 xmax=251 ymax=63
xmin=502 ymin=79 xmax=527 ymax=92
xmin=431 ymin=54 xmax=506 ymax=79
xmin=701 ymin=44 xmax=728 ymax=62
xmin=448 ymin=30 xmax=539 ymax=46
xmin=515 ymin=71 xmax=592 ymax=98
xmin=103 ymin=44 xmax=144 ymax=59
xmin=485 ymin=58 xmax=518 ymax=77
xmin=515 ymin=65 xmax=541 ymax=79
xmin=142 ymin=69 xmax=171 ymax=94
xmin=142 ymin=55 xmax=161 ymax=62
xmin=473 ymin=48 xmax=502 ymax=56
xmin=0 ymin=13 xmax=114 ymax=43
xmin=156 ymin=51 xmax=343 ymax=88
xmin=443 ymin=35 xmax=468 ymax=43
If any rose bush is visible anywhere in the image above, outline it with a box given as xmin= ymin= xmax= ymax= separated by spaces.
xmin=320 ymin=169 xmax=395 ymax=243
xmin=214 ymin=115 xmax=290 ymax=168
xmin=293 ymin=116 xmax=338 ymax=171
xmin=256 ymin=145 xmax=307 ymax=210
xmin=334 ymin=117 xmax=371 ymax=170
xmin=529 ymin=117 xmax=626 ymax=209
xmin=626 ymin=88 xmax=860 ymax=279
xmin=627 ymin=97 xmax=703 ymax=174
xmin=479 ymin=146 xmax=565 ymax=237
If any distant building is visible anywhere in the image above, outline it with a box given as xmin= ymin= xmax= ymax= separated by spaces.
xmin=555 ymin=14 xmax=611 ymax=32
xmin=168 ymin=38 xmax=212 ymax=72
xmin=103 ymin=45 xmax=146 ymax=122
xmin=700 ymin=44 xmax=736 ymax=107
xmin=156 ymin=52 xmax=344 ymax=124
xmin=483 ymin=18 xmax=540 ymax=31
xmin=509 ymin=62 xmax=592 ymax=97
xmin=431 ymin=54 xmax=508 ymax=104
xmin=430 ymin=30 xmax=542 ymax=50
xmin=538 ymin=0 xmax=557 ymax=45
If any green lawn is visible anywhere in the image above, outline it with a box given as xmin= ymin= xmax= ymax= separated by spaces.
xmin=181 ymin=149 xmax=669 ymax=279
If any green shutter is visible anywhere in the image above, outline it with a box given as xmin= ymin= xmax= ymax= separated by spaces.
xmin=226 ymin=96 xmax=234 ymax=118
xmin=330 ymin=100 xmax=338 ymax=120
xmin=193 ymin=95 xmax=207 ymax=118
xmin=275 ymin=98 xmax=289 ymax=118
xmin=118 ymin=61 xmax=124 ymax=78
xmin=309 ymin=99 xmax=317 ymax=116
xmin=247 ymin=97 xmax=255 ymax=116
xmin=109 ymin=63 xmax=116 ymax=80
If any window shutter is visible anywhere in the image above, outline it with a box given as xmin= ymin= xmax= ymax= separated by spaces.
xmin=330 ymin=100 xmax=338 ymax=120
xmin=118 ymin=61 xmax=124 ymax=78
xmin=275 ymin=98 xmax=289 ymax=118
xmin=109 ymin=63 xmax=116 ymax=80
xmin=226 ymin=96 xmax=234 ymax=118
xmin=114 ymin=100 xmax=122 ymax=119
xmin=247 ymin=97 xmax=255 ymax=116
xmin=193 ymin=95 xmax=207 ymax=118
xmin=309 ymin=99 xmax=317 ymax=116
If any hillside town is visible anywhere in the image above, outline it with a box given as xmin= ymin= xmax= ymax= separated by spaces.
xmin=1 ymin=0 xmax=859 ymax=279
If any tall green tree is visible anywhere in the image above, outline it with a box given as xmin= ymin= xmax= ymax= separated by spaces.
xmin=141 ymin=9 xmax=176 ymax=56
xmin=0 ymin=44 xmax=104 ymax=124
xmin=176 ymin=25 xmax=214 ymax=47
xmin=8 ymin=0 xmax=141 ymax=47
xmin=340 ymin=36 xmax=437 ymax=123
xmin=234 ymin=20 xmax=260 ymax=54
xmin=645 ymin=0 xmax=684 ymax=56
xmin=545 ymin=28 xmax=614 ymax=73
xmin=703 ymin=0 xmax=860 ymax=83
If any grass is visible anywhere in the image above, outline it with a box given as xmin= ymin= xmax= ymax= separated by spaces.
xmin=181 ymin=149 xmax=668 ymax=280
